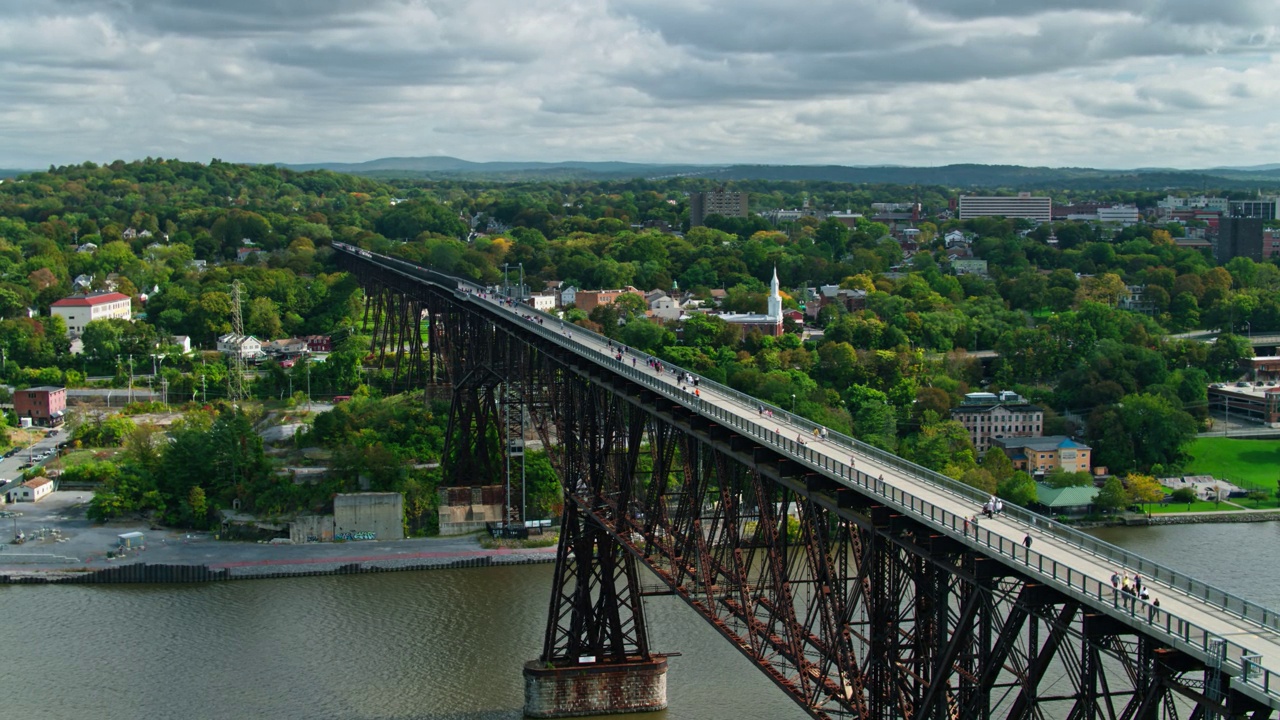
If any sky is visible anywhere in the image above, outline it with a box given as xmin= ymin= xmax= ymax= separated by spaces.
xmin=2 ymin=0 xmax=1279 ymax=170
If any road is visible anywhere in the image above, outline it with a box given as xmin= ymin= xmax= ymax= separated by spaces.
xmin=1 ymin=428 xmax=64 ymax=501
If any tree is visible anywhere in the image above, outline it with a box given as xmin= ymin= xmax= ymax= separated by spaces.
xmin=1125 ymin=473 xmax=1165 ymax=512
xmin=1171 ymin=487 xmax=1197 ymax=507
xmin=80 ymin=319 xmax=125 ymax=360
xmin=1085 ymin=393 xmax=1198 ymax=474
xmin=980 ymin=447 xmax=1014 ymax=483
xmin=1075 ymin=273 xmax=1128 ymax=307
xmin=997 ymin=471 xmax=1038 ymax=507
xmin=1094 ymin=476 xmax=1128 ymax=513
xmin=246 ymin=296 xmax=283 ymax=339
xmin=904 ymin=419 xmax=975 ymax=475
xmin=1043 ymin=470 xmax=1094 ymax=488
xmin=187 ymin=486 xmax=209 ymax=528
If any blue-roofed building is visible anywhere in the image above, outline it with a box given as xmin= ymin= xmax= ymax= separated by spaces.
xmin=992 ymin=436 xmax=1092 ymax=474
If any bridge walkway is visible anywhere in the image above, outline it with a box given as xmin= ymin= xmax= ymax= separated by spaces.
xmin=465 ymin=289 xmax=1280 ymax=710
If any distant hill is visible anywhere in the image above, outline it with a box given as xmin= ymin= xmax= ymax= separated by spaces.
xmin=274 ymin=156 xmax=1280 ymax=189
xmin=0 ymin=168 xmax=33 ymax=179
xmin=277 ymin=156 xmax=717 ymax=180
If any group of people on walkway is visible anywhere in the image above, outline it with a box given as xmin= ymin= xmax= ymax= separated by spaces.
xmin=1111 ymin=570 xmax=1159 ymax=616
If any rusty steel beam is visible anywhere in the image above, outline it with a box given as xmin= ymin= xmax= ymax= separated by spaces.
xmin=335 ymin=250 xmax=1266 ymax=720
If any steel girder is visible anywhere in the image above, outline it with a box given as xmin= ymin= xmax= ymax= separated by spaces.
xmin=334 ymin=257 xmax=1273 ymax=720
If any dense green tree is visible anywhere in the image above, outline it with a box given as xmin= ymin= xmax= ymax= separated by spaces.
xmin=1094 ymin=476 xmax=1128 ymax=512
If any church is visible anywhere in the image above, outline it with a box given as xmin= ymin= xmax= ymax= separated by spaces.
xmin=717 ymin=268 xmax=785 ymax=337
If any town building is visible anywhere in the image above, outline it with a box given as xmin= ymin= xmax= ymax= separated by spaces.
xmin=51 ymin=291 xmax=132 ymax=337
xmin=717 ymin=268 xmax=784 ymax=337
xmin=1207 ymin=383 xmax=1280 ymax=426
xmin=1156 ymin=195 xmax=1230 ymax=215
xmin=992 ymin=436 xmax=1092 ymax=474
xmin=572 ymin=287 xmax=644 ymax=314
xmin=1229 ymin=197 xmax=1280 ymax=220
xmin=951 ymin=391 xmax=1043 ymax=455
xmin=261 ymin=338 xmax=308 ymax=357
xmin=1033 ymin=483 xmax=1098 ymax=515
xmin=957 ymin=193 xmax=1052 ymax=223
xmin=13 ymin=386 xmax=67 ymax=427
xmin=304 ymin=335 xmax=332 ymax=353
xmin=1119 ymin=285 xmax=1156 ymax=315
xmin=689 ymin=190 xmax=749 ymax=227
xmin=1214 ymin=217 xmax=1267 ymax=263
xmin=527 ymin=293 xmax=557 ymax=312
xmin=16 ymin=477 xmax=54 ymax=502
xmin=559 ymin=285 xmax=577 ymax=308
xmin=1095 ymin=205 xmax=1141 ymax=225
xmin=171 ymin=335 xmax=192 ymax=354
xmin=806 ymin=285 xmax=868 ymax=320
xmin=216 ymin=333 xmax=263 ymax=359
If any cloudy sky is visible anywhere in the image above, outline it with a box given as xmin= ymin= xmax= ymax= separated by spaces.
xmin=2 ymin=0 xmax=1278 ymax=169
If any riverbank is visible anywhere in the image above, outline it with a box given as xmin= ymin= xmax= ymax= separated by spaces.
xmin=1 ymin=491 xmax=556 ymax=584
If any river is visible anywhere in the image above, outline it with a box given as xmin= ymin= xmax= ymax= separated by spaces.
xmin=2 ymin=523 xmax=1278 ymax=720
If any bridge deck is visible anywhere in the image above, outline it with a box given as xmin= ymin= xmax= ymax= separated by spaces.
xmin=463 ymin=289 xmax=1280 ymax=709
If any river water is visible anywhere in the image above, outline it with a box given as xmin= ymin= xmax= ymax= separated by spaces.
xmin=3 ymin=523 xmax=1278 ymax=720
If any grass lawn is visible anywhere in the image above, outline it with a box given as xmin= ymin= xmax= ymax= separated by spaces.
xmin=1183 ymin=437 xmax=1280 ymax=492
xmin=52 ymin=447 xmax=122 ymax=469
xmin=1146 ymin=500 xmax=1244 ymax=514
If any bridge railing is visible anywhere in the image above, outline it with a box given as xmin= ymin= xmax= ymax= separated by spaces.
xmin=347 ymin=248 xmax=1280 ymax=701
xmin=476 ymin=291 xmax=1280 ymax=638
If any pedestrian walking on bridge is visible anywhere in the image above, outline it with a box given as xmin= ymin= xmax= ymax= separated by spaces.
xmin=1022 ymin=534 xmax=1032 ymax=550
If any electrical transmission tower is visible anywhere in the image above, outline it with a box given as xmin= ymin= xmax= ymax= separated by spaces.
xmin=229 ymin=280 xmax=246 ymax=403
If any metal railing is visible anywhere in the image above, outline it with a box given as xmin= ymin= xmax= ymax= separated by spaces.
xmin=346 ymin=247 xmax=1280 ymax=707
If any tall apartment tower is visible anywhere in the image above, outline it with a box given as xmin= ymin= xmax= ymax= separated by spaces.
xmin=958 ymin=192 xmax=1052 ymax=223
xmin=1215 ymin=217 xmax=1266 ymax=263
xmin=690 ymin=190 xmax=749 ymax=227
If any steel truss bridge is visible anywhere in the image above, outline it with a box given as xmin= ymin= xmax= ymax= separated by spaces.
xmin=337 ymin=244 xmax=1280 ymax=720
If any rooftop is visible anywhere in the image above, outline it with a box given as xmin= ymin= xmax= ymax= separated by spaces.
xmin=51 ymin=291 xmax=131 ymax=307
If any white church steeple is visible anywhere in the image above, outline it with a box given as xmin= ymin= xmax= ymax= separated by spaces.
xmin=767 ymin=267 xmax=782 ymax=321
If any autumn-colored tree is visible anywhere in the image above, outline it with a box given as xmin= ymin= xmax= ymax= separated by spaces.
xmin=1074 ymin=273 xmax=1129 ymax=307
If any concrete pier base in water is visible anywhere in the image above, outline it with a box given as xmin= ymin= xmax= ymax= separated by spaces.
xmin=523 ymin=657 xmax=667 ymax=717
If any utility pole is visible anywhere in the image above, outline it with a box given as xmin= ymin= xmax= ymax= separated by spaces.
xmin=229 ymin=280 xmax=246 ymax=405
xmin=128 ymin=356 xmax=134 ymax=403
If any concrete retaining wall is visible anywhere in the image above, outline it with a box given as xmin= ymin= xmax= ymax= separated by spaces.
xmin=1147 ymin=510 xmax=1280 ymax=525
xmin=334 ymin=492 xmax=404 ymax=541
xmin=0 ymin=553 xmax=554 ymax=585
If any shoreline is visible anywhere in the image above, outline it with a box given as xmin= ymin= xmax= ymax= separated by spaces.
xmin=0 ymin=543 xmax=558 ymax=584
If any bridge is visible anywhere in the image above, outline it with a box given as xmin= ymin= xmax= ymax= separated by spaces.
xmin=336 ymin=244 xmax=1280 ymax=720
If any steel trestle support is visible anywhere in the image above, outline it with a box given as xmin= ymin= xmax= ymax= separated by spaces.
xmin=335 ymin=252 xmax=1274 ymax=720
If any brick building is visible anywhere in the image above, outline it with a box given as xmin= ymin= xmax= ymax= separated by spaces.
xmin=950 ymin=391 xmax=1043 ymax=455
xmin=14 ymin=386 xmax=67 ymax=427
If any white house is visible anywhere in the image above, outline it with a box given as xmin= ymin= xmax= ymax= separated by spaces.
xmin=560 ymin=285 xmax=578 ymax=308
xmin=17 ymin=477 xmax=53 ymax=502
xmin=217 ymin=333 xmax=263 ymax=359
xmin=51 ymin=291 xmax=132 ymax=338
xmin=171 ymin=335 xmax=192 ymax=354
xmin=530 ymin=293 xmax=557 ymax=312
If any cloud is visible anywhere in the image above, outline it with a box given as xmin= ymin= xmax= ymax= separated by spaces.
xmin=0 ymin=0 xmax=1276 ymax=168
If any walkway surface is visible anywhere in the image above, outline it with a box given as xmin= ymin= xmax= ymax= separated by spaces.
xmin=469 ymin=286 xmax=1280 ymax=707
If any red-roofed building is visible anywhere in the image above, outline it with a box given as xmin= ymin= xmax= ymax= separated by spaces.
xmin=50 ymin=291 xmax=132 ymax=337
